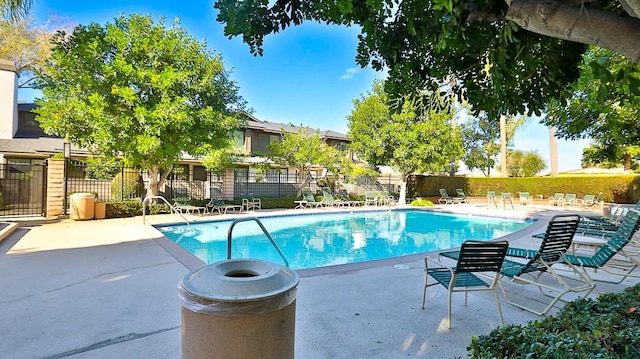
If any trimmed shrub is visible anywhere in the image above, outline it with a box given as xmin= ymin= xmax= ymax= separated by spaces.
xmin=468 ymin=284 xmax=640 ymax=358
xmin=411 ymin=199 xmax=434 ymax=207
xmin=111 ymin=169 xmax=144 ymax=200
xmin=411 ymin=175 xmax=640 ymax=203
xmin=105 ymin=200 xmax=142 ymax=218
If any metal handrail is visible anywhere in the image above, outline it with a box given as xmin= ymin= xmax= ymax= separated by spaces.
xmin=227 ymin=217 xmax=289 ymax=267
xmin=142 ymin=195 xmax=190 ymax=226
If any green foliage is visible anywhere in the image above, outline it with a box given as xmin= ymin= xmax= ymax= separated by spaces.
xmin=506 ymin=150 xmax=547 ymax=177
xmin=84 ymin=157 xmax=122 ymax=180
xmin=468 ymin=284 xmax=640 ymax=358
xmin=147 ymin=203 xmax=170 ymax=215
xmin=546 ymin=47 xmax=640 ymax=171
xmin=348 ymin=80 xmax=463 ymax=202
xmin=214 ymin=0 xmax=590 ymax=120
xmin=105 ymin=200 xmax=142 ymax=218
xmin=410 ymin=198 xmax=434 ymax=207
xmin=111 ymin=169 xmax=144 ymax=200
xmin=410 ymin=175 xmax=640 ymax=204
xmin=34 ymin=14 xmax=245 ymax=196
xmin=267 ymin=128 xmax=348 ymax=190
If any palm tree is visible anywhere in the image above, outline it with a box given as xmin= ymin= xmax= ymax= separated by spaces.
xmin=1 ymin=0 xmax=32 ymax=21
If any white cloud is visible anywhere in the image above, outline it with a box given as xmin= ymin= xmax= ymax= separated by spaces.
xmin=340 ymin=67 xmax=358 ymax=80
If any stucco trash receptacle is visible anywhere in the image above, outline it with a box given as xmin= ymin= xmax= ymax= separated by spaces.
xmin=94 ymin=202 xmax=106 ymax=220
xmin=70 ymin=193 xmax=95 ymax=220
xmin=178 ymin=259 xmax=299 ymax=359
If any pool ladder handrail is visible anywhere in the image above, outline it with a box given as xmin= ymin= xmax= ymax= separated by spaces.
xmin=227 ymin=217 xmax=289 ymax=267
xmin=142 ymin=195 xmax=190 ymax=226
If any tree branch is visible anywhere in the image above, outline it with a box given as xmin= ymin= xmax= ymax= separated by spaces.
xmin=507 ymin=0 xmax=640 ymax=63
xmin=619 ymin=0 xmax=640 ymax=18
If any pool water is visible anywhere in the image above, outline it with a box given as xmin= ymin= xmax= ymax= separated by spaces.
xmin=157 ymin=209 xmax=534 ymax=270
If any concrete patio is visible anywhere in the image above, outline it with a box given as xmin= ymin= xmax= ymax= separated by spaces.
xmin=0 ymin=204 xmax=637 ymax=358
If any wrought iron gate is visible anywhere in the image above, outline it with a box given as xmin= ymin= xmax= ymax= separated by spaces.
xmin=0 ymin=163 xmax=47 ymax=217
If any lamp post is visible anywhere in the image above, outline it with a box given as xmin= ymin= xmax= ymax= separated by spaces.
xmin=63 ymin=142 xmax=70 ymax=215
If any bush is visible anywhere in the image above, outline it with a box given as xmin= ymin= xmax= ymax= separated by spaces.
xmin=105 ymin=200 xmax=142 ymax=218
xmin=468 ymin=284 xmax=640 ymax=358
xmin=111 ymin=169 xmax=144 ymax=200
xmin=411 ymin=198 xmax=434 ymax=207
xmin=410 ymin=175 xmax=640 ymax=203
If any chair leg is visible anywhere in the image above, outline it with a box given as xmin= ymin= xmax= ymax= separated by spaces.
xmin=493 ymin=288 xmax=504 ymax=324
xmin=447 ymin=289 xmax=453 ymax=328
xmin=421 ymin=273 xmax=428 ymax=309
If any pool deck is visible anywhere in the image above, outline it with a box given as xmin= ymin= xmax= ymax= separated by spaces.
xmin=1 ymin=203 xmax=638 ymax=358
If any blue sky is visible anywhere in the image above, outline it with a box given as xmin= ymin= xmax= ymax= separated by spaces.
xmin=24 ymin=0 xmax=589 ymax=172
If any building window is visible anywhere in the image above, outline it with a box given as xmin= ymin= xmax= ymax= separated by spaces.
xmin=234 ymin=167 xmax=248 ymax=182
xmin=256 ymin=133 xmax=281 ymax=153
xmin=193 ymin=165 xmax=207 ymax=181
xmin=233 ymin=130 xmax=245 ymax=150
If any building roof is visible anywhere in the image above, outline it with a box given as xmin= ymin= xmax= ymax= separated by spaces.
xmin=4 ymin=105 xmax=348 ymax=157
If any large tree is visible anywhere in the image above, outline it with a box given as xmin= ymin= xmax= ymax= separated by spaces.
xmin=266 ymin=127 xmax=348 ymax=196
xmin=35 ymin=14 xmax=245 ymax=198
xmin=544 ymin=47 xmax=640 ymax=170
xmin=214 ymin=0 xmax=639 ymax=119
xmin=348 ymin=80 xmax=463 ymax=204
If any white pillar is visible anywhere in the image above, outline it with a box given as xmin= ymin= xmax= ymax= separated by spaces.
xmin=0 ymin=59 xmax=18 ymax=139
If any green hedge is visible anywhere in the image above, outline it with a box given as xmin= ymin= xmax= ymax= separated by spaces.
xmin=410 ymin=175 xmax=640 ymax=203
xmin=468 ymin=284 xmax=640 ymax=358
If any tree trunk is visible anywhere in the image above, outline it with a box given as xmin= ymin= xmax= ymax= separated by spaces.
xmin=507 ymin=0 xmax=640 ymax=64
xmin=398 ymin=174 xmax=408 ymax=205
xmin=500 ymin=115 xmax=507 ymax=176
xmin=549 ymin=125 xmax=558 ymax=177
xmin=145 ymin=166 xmax=173 ymax=201
xmin=623 ymin=153 xmax=632 ymax=171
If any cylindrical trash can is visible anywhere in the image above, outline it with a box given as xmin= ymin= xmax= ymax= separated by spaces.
xmin=94 ymin=202 xmax=106 ymax=220
xmin=178 ymin=259 xmax=299 ymax=359
xmin=69 ymin=193 xmax=95 ymax=220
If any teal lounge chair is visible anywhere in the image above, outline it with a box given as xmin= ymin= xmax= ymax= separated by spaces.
xmin=320 ymin=188 xmax=347 ymax=207
xmin=548 ymin=193 xmax=565 ymax=206
xmin=455 ymin=189 xmax=469 ymax=204
xmin=422 ymin=240 xmax=509 ymax=328
xmin=517 ymin=192 xmax=531 ymax=205
xmin=337 ymin=189 xmax=363 ymax=206
xmin=438 ymin=189 xmax=461 ymax=205
xmin=295 ymin=189 xmax=325 ymax=209
xmin=487 ymin=191 xmax=498 ymax=208
xmin=562 ymin=209 xmax=640 ymax=284
xmin=442 ymin=214 xmax=594 ymax=316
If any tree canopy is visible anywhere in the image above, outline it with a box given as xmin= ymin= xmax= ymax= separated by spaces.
xmin=214 ymin=0 xmax=640 ymax=119
xmin=1 ymin=0 xmax=32 ymax=21
xmin=0 ymin=16 xmax=72 ymax=87
xmin=545 ymin=47 xmax=640 ymax=170
xmin=35 ymin=14 xmax=246 ymax=197
xmin=348 ymin=80 xmax=463 ymax=203
xmin=266 ymin=127 xmax=347 ymax=195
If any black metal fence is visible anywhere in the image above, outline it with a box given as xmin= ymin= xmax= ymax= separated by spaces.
xmin=0 ymin=163 xmax=47 ymax=217
xmin=64 ymin=160 xmax=403 ymax=208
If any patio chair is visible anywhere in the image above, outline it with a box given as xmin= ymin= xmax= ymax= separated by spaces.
xmin=337 ymin=189 xmax=363 ymax=206
xmin=576 ymin=194 xmax=596 ymax=207
xmin=487 ymin=191 xmax=498 ymax=208
xmin=241 ymin=197 xmax=261 ymax=211
xmin=563 ymin=193 xmax=577 ymax=207
xmin=517 ymin=192 xmax=531 ymax=205
xmin=442 ymin=214 xmax=594 ymax=316
xmin=548 ymin=193 xmax=565 ymax=206
xmin=501 ymin=192 xmax=514 ymax=210
xmin=173 ymin=200 xmax=207 ymax=215
xmin=455 ymin=189 xmax=469 ymax=204
xmin=364 ymin=191 xmax=379 ymax=206
xmin=498 ymin=214 xmax=594 ymax=315
xmin=438 ymin=189 xmax=462 ymax=205
xmin=421 ymin=240 xmax=509 ymax=328
xmin=562 ymin=208 xmax=640 ymax=284
xmin=205 ymin=199 xmax=242 ymax=214
xmin=295 ymin=189 xmax=325 ymax=209
xmin=378 ymin=191 xmax=397 ymax=206
xmin=320 ymin=187 xmax=347 ymax=207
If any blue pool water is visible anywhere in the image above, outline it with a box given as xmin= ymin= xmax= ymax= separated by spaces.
xmin=157 ymin=209 xmax=534 ymax=270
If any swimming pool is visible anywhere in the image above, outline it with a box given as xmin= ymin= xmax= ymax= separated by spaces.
xmin=157 ymin=209 xmax=534 ymax=270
